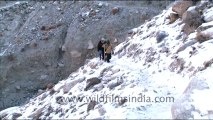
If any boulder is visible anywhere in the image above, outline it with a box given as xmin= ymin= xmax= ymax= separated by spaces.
xmin=11 ymin=113 xmax=22 ymax=119
xmin=196 ymin=0 xmax=209 ymax=11
xmin=182 ymin=6 xmax=202 ymax=28
xmin=88 ymin=40 xmax=94 ymax=50
xmin=112 ymin=7 xmax=119 ymax=15
xmin=93 ymin=84 xmax=104 ymax=92
xmin=172 ymin=0 xmax=193 ymax=17
xmin=97 ymin=2 xmax=103 ymax=8
xmin=87 ymin=100 xmax=97 ymax=112
xmin=49 ymin=89 xmax=55 ymax=95
xmin=111 ymin=68 xmax=120 ymax=74
xmin=40 ymin=93 xmax=48 ymax=101
xmin=63 ymin=80 xmax=79 ymax=94
xmin=107 ymin=77 xmax=123 ymax=90
xmin=159 ymin=47 xmax=169 ymax=53
xmin=28 ymin=107 xmax=44 ymax=119
xmin=84 ymin=78 xmax=101 ymax=91
xmin=45 ymin=83 xmax=54 ymax=90
xmin=169 ymin=13 xmax=179 ymax=24
xmin=55 ymin=96 xmax=67 ymax=105
xmin=156 ymin=31 xmax=168 ymax=43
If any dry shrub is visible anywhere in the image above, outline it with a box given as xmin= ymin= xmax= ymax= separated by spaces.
xmin=45 ymin=83 xmax=54 ymax=90
xmin=169 ymin=58 xmax=185 ymax=73
xmin=31 ymin=42 xmax=38 ymax=48
xmin=181 ymin=23 xmax=197 ymax=35
xmin=203 ymin=58 xmax=213 ymax=69
xmin=15 ymin=38 xmax=22 ymax=44
xmin=41 ymin=23 xmax=62 ymax=31
xmin=196 ymin=31 xmax=211 ymax=43
xmin=7 ymin=54 xmax=15 ymax=61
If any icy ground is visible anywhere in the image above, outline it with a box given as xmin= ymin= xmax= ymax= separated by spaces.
xmin=1 ymin=1 xmax=213 ymax=119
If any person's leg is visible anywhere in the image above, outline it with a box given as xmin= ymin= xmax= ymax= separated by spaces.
xmin=106 ymin=54 xmax=110 ymax=63
xmin=101 ymin=50 xmax=104 ymax=60
xmin=98 ymin=50 xmax=102 ymax=60
xmin=109 ymin=53 xmax=111 ymax=60
xmin=104 ymin=54 xmax=107 ymax=61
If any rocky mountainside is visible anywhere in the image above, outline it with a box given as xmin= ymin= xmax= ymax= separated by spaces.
xmin=1 ymin=0 xmax=213 ymax=119
xmin=0 ymin=1 xmax=173 ymax=110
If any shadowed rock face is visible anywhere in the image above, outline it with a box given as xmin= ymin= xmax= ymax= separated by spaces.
xmin=0 ymin=1 xmax=174 ymax=110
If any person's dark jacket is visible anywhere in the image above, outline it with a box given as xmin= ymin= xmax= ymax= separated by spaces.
xmin=97 ymin=41 xmax=104 ymax=52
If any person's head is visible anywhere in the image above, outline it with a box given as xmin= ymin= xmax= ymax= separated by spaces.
xmin=106 ymin=40 xmax=110 ymax=45
xmin=101 ymin=37 xmax=105 ymax=42
xmin=101 ymin=40 xmax=104 ymax=43
xmin=98 ymin=40 xmax=102 ymax=44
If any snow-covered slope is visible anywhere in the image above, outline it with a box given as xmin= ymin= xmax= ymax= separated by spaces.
xmin=1 ymin=1 xmax=213 ymax=119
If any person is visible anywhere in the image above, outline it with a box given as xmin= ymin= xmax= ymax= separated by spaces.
xmin=103 ymin=40 xmax=113 ymax=63
xmin=97 ymin=39 xmax=105 ymax=60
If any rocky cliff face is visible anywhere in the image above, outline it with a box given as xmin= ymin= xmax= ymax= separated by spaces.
xmin=1 ymin=0 xmax=213 ymax=119
xmin=0 ymin=1 xmax=174 ymax=110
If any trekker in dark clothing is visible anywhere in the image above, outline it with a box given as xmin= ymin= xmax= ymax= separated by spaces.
xmin=97 ymin=40 xmax=105 ymax=60
xmin=102 ymin=40 xmax=113 ymax=63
